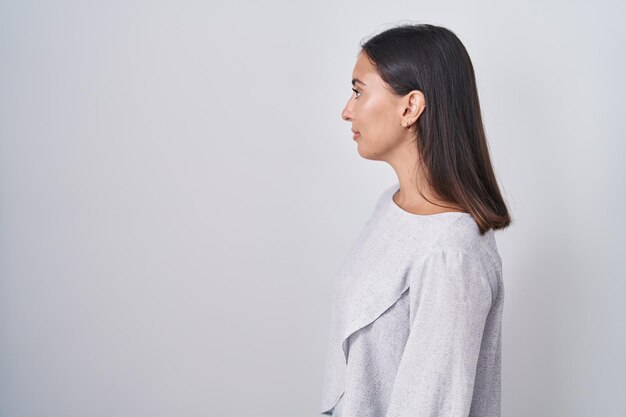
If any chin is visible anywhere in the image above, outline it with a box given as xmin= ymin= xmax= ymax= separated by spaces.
xmin=357 ymin=145 xmax=386 ymax=161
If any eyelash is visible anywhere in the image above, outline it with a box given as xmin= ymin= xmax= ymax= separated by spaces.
xmin=352 ymin=88 xmax=362 ymax=99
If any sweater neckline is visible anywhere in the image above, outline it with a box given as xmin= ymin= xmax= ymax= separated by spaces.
xmin=387 ymin=184 xmax=471 ymax=220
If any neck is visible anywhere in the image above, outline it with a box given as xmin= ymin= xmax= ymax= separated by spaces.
xmin=389 ymin=154 xmax=463 ymax=215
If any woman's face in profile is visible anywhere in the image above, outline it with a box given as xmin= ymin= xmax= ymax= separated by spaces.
xmin=341 ymin=51 xmax=408 ymax=160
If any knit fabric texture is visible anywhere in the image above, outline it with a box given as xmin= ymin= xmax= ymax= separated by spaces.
xmin=319 ymin=182 xmax=504 ymax=417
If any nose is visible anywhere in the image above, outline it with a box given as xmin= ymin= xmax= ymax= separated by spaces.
xmin=341 ymin=97 xmax=353 ymax=122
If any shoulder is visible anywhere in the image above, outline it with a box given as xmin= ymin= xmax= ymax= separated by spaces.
xmin=421 ymin=216 xmax=502 ymax=294
xmin=433 ymin=215 xmax=501 ymax=269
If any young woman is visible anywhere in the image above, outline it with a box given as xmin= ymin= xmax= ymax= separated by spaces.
xmin=319 ymin=23 xmax=512 ymax=417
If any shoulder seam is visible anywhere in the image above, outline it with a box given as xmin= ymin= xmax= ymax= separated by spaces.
xmin=415 ymin=246 xmax=495 ymax=307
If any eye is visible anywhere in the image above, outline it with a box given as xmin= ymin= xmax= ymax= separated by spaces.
xmin=351 ymin=88 xmax=362 ymax=99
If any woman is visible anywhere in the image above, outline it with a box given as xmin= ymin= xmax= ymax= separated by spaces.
xmin=319 ymin=23 xmax=512 ymax=417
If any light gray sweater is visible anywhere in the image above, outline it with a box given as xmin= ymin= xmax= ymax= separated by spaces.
xmin=319 ymin=183 xmax=504 ymax=417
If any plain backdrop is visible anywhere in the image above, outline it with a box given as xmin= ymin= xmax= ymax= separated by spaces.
xmin=1 ymin=1 xmax=625 ymax=416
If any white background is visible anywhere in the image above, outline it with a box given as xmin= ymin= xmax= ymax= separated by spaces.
xmin=1 ymin=1 xmax=624 ymax=416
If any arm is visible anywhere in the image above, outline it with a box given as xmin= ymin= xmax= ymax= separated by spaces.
xmin=384 ymin=247 xmax=493 ymax=417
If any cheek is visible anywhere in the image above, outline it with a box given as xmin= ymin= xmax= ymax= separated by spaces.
xmin=358 ymin=100 xmax=382 ymax=128
xmin=360 ymin=100 xmax=397 ymax=136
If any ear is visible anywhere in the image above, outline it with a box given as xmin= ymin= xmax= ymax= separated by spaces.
xmin=400 ymin=90 xmax=426 ymax=127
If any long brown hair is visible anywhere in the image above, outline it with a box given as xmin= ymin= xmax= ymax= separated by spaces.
xmin=361 ymin=23 xmax=512 ymax=234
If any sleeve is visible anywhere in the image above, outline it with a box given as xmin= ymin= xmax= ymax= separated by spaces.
xmin=384 ymin=247 xmax=493 ymax=417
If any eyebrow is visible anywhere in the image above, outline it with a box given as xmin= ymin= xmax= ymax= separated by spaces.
xmin=352 ymin=78 xmax=367 ymax=87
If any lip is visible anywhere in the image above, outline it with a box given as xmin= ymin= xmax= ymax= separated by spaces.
xmin=352 ymin=130 xmax=360 ymax=140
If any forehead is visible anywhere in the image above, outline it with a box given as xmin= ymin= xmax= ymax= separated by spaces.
xmin=352 ymin=52 xmax=377 ymax=82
